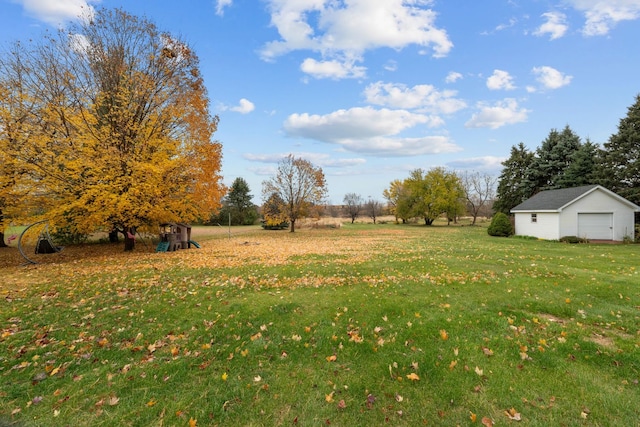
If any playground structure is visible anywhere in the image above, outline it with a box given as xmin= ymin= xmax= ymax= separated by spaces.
xmin=17 ymin=220 xmax=64 ymax=264
xmin=156 ymin=223 xmax=200 ymax=252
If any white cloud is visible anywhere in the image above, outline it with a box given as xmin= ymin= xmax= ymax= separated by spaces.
xmin=481 ymin=17 xmax=517 ymax=35
xmin=218 ymin=98 xmax=255 ymax=114
xmin=13 ymin=0 xmax=97 ymax=25
xmin=567 ymin=0 xmax=640 ymax=36
xmin=465 ymin=98 xmax=529 ymax=129
xmin=534 ymin=11 xmax=568 ymax=40
xmin=300 ymin=58 xmax=366 ymax=79
xmin=384 ymin=60 xmax=398 ymax=72
xmin=532 ymin=66 xmax=573 ymax=89
xmin=282 ymin=106 xmax=461 ymax=156
xmin=446 ymin=156 xmax=506 ymax=171
xmin=363 ymin=81 xmax=466 ymax=115
xmin=486 ymin=70 xmax=516 ymax=91
xmin=445 ymin=71 xmax=463 ymax=83
xmin=244 ymin=152 xmax=366 ymax=168
xmin=330 ymin=135 xmax=461 ymax=156
xmin=215 ymin=0 xmax=233 ymax=16
xmin=260 ymin=0 xmax=453 ymax=78
xmin=496 ymin=17 xmax=518 ymax=31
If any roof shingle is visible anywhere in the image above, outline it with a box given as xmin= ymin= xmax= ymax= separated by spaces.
xmin=511 ymin=185 xmax=598 ymax=211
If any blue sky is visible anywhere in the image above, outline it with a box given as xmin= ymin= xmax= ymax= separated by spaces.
xmin=2 ymin=0 xmax=640 ymax=204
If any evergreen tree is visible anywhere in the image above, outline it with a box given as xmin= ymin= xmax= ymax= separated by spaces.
xmin=523 ymin=125 xmax=582 ymax=195
xmin=211 ymin=177 xmax=258 ymax=225
xmin=493 ymin=143 xmax=534 ymax=214
xmin=600 ymin=94 xmax=640 ymax=205
xmin=556 ymin=140 xmax=600 ymax=188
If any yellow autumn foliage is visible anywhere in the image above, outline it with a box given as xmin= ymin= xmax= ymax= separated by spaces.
xmin=0 ymin=8 xmax=224 ymax=244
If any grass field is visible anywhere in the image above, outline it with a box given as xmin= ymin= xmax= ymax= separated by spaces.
xmin=1 ymin=222 xmax=639 ymax=426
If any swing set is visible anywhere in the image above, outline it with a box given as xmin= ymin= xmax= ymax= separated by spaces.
xmin=17 ymin=220 xmax=64 ymax=264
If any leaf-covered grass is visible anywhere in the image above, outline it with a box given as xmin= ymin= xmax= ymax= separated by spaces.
xmin=1 ymin=224 xmax=639 ymax=426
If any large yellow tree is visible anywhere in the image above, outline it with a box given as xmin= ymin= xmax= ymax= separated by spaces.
xmin=0 ymin=8 xmax=224 ymax=250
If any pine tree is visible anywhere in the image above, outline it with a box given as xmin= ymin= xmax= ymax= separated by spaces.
xmin=493 ymin=143 xmax=534 ymax=214
xmin=523 ymin=125 xmax=582 ymax=195
xmin=556 ymin=140 xmax=600 ymax=188
xmin=213 ymin=178 xmax=258 ymax=225
xmin=600 ymin=94 xmax=640 ymax=205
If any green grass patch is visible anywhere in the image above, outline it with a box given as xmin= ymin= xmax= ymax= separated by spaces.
xmin=1 ymin=224 xmax=639 ymax=426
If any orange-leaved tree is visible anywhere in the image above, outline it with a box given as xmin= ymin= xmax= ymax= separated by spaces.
xmin=0 ymin=8 xmax=224 ymax=250
xmin=262 ymin=155 xmax=327 ymax=232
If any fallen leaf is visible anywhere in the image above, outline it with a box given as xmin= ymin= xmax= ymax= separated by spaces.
xmin=406 ymin=373 xmax=420 ymax=381
xmin=475 ymin=366 xmax=484 ymax=376
xmin=146 ymin=400 xmax=156 ymax=407
xmin=108 ymin=396 xmax=119 ymax=406
xmin=504 ymin=407 xmax=521 ymax=421
xmin=189 ymin=417 xmax=197 ymax=427
xmin=481 ymin=416 xmax=494 ymax=426
xmin=470 ymin=412 xmax=477 ymax=422
xmin=221 ymin=372 xmax=228 ymax=381
xmin=337 ymin=399 xmax=346 ymax=409
xmin=326 ymin=355 xmax=337 ymax=362
xmin=325 ymin=392 xmax=334 ymax=403
xmin=482 ymin=347 xmax=493 ymax=357
xmin=439 ymin=329 xmax=449 ymax=340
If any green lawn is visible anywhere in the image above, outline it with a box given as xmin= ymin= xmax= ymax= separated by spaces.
xmin=1 ymin=224 xmax=639 ymax=426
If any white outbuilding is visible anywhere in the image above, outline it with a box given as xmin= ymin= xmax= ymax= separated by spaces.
xmin=510 ymin=185 xmax=640 ymax=241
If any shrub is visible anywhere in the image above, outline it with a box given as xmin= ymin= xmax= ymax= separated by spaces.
xmin=559 ymin=235 xmax=588 ymax=244
xmin=487 ymin=212 xmax=513 ymax=237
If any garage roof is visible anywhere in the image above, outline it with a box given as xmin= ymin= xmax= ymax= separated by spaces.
xmin=511 ymin=185 xmax=601 ymax=212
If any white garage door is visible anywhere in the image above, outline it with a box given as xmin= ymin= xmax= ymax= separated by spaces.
xmin=577 ymin=213 xmax=613 ymax=240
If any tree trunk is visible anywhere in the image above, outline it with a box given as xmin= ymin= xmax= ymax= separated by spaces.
xmin=108 ymin=229 xmax=119 ymax=243
xmin=0 ymin=210 xmax=7 ymax=247
xmin=124 ymin=226 xmax=136 ymax=251
xmin=289 ymin=219 xmax=295 ymax=233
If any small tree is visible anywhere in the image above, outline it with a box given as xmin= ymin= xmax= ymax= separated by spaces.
xmin=262 ymin=155 xmax=328 ymax=232
xmin=403 ymin=167 xmax=461 ymax=225
xmin=343 ymin=193 xmax=363 ymax=224
xmin=487 ymin=212 xmax=513 ymax=237
xmin=383 ymin=179 xmax=405 ymax=223
xmin=212 ymin=177 xmax=259 ymax=225
xmin=462 ymin=171 xmax=497 ymax=225
xmin=364 ymin=198 xmax=383 ymax=224
xmin=261 ymin=192 xmax=289 ymax=229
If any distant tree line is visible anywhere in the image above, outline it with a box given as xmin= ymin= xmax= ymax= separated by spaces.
xmin=379 ymin=168 xmax=495 ymax=226
xmin=236 ymin=94 xmax=640 ymax=232
xmin=494 ymin=94 xmax=640 ymax=214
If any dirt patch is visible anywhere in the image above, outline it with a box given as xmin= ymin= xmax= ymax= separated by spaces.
xmin=540 ymin=313 xmax=567 ymax=324
xmin=586 ymin=333 xmax=616 ymax=349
